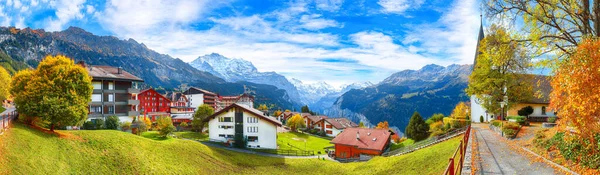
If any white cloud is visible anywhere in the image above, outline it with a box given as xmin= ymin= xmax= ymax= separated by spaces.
xmin=315 ymin=0 xmax=344 ymax=12
xmin=299 ymin=14 xmax=341 ymax=30
xmin=45 ymin=0 xmax=86 ymax=31
xmin=85 ymin=5 xmax=94 ymax=14
xmin=377 ymin=0 xmax=424 ymax=14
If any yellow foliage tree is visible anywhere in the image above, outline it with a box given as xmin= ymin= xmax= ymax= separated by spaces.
xmin=376 ymin=121 xmax=389 ymax=129
xmin=550 ymin=38 xmax=600 ymax=149
xmin=273 ymin=110 xmax=282 ymax=117
xmin=286 ymin=114 xmax=305 ymax=131
xmin=451 ymin=102 xmax=469 ymax=119
xmin=257 ymin=104 xmax=269 ymax=111
xmin=0 ymin=66 xmax=10 ymax=101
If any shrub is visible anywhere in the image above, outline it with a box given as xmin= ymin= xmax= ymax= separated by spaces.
xmin=444 ymin=122 xmax=451 ymax=131
xmin=430 ymin=129 xmax=447 ymax=137
xmin=83 ymin=121 xmax=95 ymax=130
xmin=547 ymin=117 xmax=557 ymax=123
xmin=426 ymin=113 xmax=445 ymax=125
xmin=316 ymin=131 xmax=326 ymax=137
xmin=94 ymin=119 xmax=104 ymax=130
xmin=120 ymin=122 xmax=131 ymax=131
xmin=160 ymin=125 xmax=176 ymax=137
xmin=503 ymin=122 xmax=520 ymax=130
xmin=105 ymin=116 xmax=120 ymax=130
xmin=517 ymin=106 xmax=534 ymax=116
xmin=479 ymin=115 xmax=484 ymax=123
xmin=507 ymin=116 xmax=529 ymax=126
xmin=309 ymin=128 xmax=319 ymax=134
xmin=491 ymin=120 xmax=502 ymax=127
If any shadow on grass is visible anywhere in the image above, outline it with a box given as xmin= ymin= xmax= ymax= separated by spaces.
xmin=141 ymin=131 xmax=170 ymax=141
xmin=12 ymin=122 xmax=60 ymax=139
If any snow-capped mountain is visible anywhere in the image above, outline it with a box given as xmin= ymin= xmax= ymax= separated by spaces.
xmin=289 ymin=78 xmax=338 ymax=104
xmin=308 ymin=81 xmax=373 ymax=113
xmin=189 ymin=53 xmax=304 ymax=104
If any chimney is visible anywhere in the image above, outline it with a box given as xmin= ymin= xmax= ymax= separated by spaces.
xmin=356 ymin=131 xmax=360 ymax=140
xmin=117 ymin=67 xmax=122 ymax=74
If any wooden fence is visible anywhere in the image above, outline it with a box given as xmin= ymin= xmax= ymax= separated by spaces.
xmin=382 ymin=126 xmax=468 ymax=157
xmin=443 ymin=125 xmax=471 ymax=175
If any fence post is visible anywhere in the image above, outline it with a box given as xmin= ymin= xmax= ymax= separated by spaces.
xmin=448 ymin=158 xmax=455 ymax=175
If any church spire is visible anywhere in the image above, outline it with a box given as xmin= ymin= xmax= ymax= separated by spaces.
xmin=472 ymin=13 xmax=485 ymax=71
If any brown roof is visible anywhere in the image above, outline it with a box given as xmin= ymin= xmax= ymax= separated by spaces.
xmin=330 ymin=128 xmax=392 ymax=151
xmin=206 ymin=103 xmax=282 ymax=126
xmin=184 ymin=87 xmax=217 ymax=96
xmin=87 ymin=65 xmax=143 ymax=82
xmin=165 ymin=92 xmax=187 ymax=102
xmin=524 ymin=75 xmax=552 ymax=104
xmin=280 ymin=111 xmax=299 ymax=120
xmin=325 ymin=118 xmax=358 ymax=129
xmin=305 ymin=115 xmax=328 ymax=122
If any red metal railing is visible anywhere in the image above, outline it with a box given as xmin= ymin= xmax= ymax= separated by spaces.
xmin=443 ymin=125 xmax=471 ymax=175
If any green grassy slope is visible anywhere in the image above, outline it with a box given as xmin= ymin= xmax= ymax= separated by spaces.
xmin=0 ymin=106 xmax=5 ymax=114
xmin=277 ymin=132 xmax=332 ymax=154
xmin=0 ymin=123 xmax=461 ymax=174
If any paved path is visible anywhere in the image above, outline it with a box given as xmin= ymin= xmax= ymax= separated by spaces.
xmin=472 ymin=124 xmax=559 ymax=175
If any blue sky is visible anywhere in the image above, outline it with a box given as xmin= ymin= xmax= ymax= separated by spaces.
xmin=0 ymin=0 xmax=483 ymax=87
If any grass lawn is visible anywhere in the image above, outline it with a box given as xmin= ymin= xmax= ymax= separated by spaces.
xmin=390 ymin=139 xmax=415 ymax=151
xmin=173 ymin=131 xmax=208 ymax=141
xmin=140 ymin=131 xmax=170 ymax=141
xmin=0 ymin=106 xmax=5 ymax=114
xmin=0 ymin=123 xmax=462 ymax=174
xmin=277 ymin=132 xmax=332 ymax=154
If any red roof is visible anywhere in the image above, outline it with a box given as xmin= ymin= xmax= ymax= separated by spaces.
xmin=305 ymin=115 xmax=328 ymax=122
xmin=325 ymin=118 xmax=358 ymax=129
xmin=330 ymin=128 xmax=391 ymax=151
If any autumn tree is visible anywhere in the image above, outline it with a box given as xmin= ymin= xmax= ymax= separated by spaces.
xmin=157 ymin=116 xmax=176 ymax=137
xmin=466 ymin=25 xmax=533 ymax=115
xmin=376 ymin=121 xmax=389 ymax=129
xmin=273 ymin=110 xmax=283 ymax=117
xmin=257 ymin=104 xmax=269 ymax=111
xmin=286 ymin=114 xmax=305 ymax=131
xmin=10 ymin=55 xmax=93 ymax=131
xmin=550 ymin=38 xmax=600 ymax=150
xmin=450 ymin=102 xmax=469 ymax=119
xmin=358 ymin=122 xmax=365 ymax=128
xmin=405 ymin=112 xmax=430 ymax=141
xmin=0 ymin=66 xmax=10 ymax=101
xmin=486 ymin=0 xmax=600 ymax=57
xmin=192 ymin=104 xmax=214 ymax=132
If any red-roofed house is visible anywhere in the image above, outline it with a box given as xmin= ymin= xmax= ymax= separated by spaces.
xmin=330 ymin=128 xmax=392 ymax=159
xmin=304 ymin=115 xmax=328 ymax=129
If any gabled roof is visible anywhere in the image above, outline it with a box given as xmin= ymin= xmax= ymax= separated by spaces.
xmin=165 ymin=92 xmax=188 ymax=102
xmin=205 ymin=103 xmax=282 ymax=126
xmin=305 ymin=115 xmax=328 ymax=122
xmin=330 ymin=128 xmax=392 ymax=151
xmin=183 ymin=87 xmax=217 ymax=96
xmin=140 ymin=88 xmax=171 ymax=102
xmin=87 ymin=65 xmax=143 ymax=82
xmin=324 ymin=118 xmax=358 ymax=129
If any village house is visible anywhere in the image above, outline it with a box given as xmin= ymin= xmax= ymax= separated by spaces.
xmin=277 ymin=111 xmax=299 ymax=124
xmin=138 ymin=88 xmax=171 ymax=121
xmin=83 ymin=62 xmax=143 ymax=123
xmin=183 ymin=87 xmax=219 ymax=110
xmin=314 ymin=118 xmax=359 ymax=137
xmin=304 ymin=115 xmax=328 ymax=129
xmin=205 ymin=103 xmax=282 ymax=149
xmin=330 ymin=128 xmax=392 ymax=159
xmin=165 ymin=92 xmax=195 ymax=126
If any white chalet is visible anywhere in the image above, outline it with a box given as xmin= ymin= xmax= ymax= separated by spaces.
xmin=205 ymin=103 xmax=282 ymax=149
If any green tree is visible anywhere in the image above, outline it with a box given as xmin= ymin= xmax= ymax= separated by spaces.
xmin=426 ymin=113 xmax=445 ymax=125
xmin=105 ymin=116 xmax=120 ymax=130
xmin=157 ymin=116 xmax=175 ymax=137
xmin=286 ymin=114 xmax=305 ymax=131
xmin=405 ymin=112 xmax=430 ymax=141
xmin=180 ymin=121 xmax=188 ymax=127
xmin=358 ymin=122 xmax=365 ymax=128
xmin=11 ymin=55 xmax=93 ymax=131
xmin=517 ymin=106 xmax=534 ymax=117
xmin=0 ymin=66 xmax=10 ymax=101
xmin=466 ymin=25 xmax=533 ymax=115
xmin=192 ymin=104 xmax=214 ymax=132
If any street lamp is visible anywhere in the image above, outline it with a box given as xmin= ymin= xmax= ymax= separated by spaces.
xmin=500 ymin=101 xmax=505 ymax=137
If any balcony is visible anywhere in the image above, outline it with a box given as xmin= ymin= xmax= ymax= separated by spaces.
xmin=128 ymin=111 xmax=140 ymax=116
xmin=128 ymin=99 xmax=140 ymax=105
xmin=127 ymin=88 xmax=140 ymax=94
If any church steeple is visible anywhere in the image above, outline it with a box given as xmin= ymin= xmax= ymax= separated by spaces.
xmin=472 ymin=14 xmax=485 ymax=71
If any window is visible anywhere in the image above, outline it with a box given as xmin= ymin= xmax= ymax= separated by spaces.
xmin=89 ymin=106 xmax=102 ymax=113
xmin=247 ymin=136 xmax=258 ymax=142
xmin=108 ymin=106 xmax=114 ymax=114
xmin=247 ymin=117 xmax=258 ymax=123
xmin=219 ymin=125 xmax=233 ymax=129
xmin=326 ymin=130 xmax=332 ymax=134
xmin=542 ymin=106 xmax=547 ymax=115
xmin=108 ymin=94 xmax=114 ymax=102
xmin=226 ymin=135 xmax=234 ymax=138
xmin=219 ymin=117 xmax=233 ymax=122
xmin=91 ymin=94 xmax=102 ymax=102
xmin=218 ymin=134 xmax=225 ymax=138
xmin=326 ymin=124 xmax=332 ymax=129
xmin=92 ymin=82 xmax=102 ymax=89
xmin=108 ymin=82 xmax=114 ymax=90
xmin=247 ymin=126 xmax=258 ymax=133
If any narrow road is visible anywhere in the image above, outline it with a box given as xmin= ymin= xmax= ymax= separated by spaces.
xmin=472 ymin=124 xmax=559 ymax=175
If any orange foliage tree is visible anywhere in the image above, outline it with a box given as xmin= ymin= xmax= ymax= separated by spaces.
xmin=550 ymin=38 xmax=600 ymax=149
xmin=376 ymin=121 xmax=389 ymax=129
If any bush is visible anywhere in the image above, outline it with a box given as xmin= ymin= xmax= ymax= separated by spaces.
xmin=309 ymin=128 xmax=319 ymax=134
xmin=444 ymin=122 xmax=451 ymax=131
xmin=480 ymin=115 xmax=484 ymax=123
xmin=507 ymin=116 xmax=529 ymax=126
xmin=538 ymin=132 xmax=600 ymax=169
xmin=83 ymin=121 xmax=95 ymax=130
xmin=120 ymin=122 xmax=131 ymax=131
xmin=316 ymin=131 xmax=326 ymax=137
xmin=547 ymin=117 xmax=557 ymax=123
xmin=426 ymin=113 xmax=445 ymax=125
xmin=491 ymin=120 xmax=502 ymax=127
xmin=502 ymin=122 xmax=520 ymax=137
xmin=517 ymin=106 xmax=534 ymax=116
xmin=160 ymin=125 xmax=176 ymax=137
xmin=105 ymin=116 xmax=120 ymax=130
xmin=94 ymin=119 xmax=104 ymax=130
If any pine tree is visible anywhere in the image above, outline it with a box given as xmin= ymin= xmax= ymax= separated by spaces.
xmin=405 ymin=112 xmax=430 ymax=141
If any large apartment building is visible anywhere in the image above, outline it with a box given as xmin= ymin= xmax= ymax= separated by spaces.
xmin=139 ymin=88 xmax=171 ymax=121
xmin=84 ymin=63 xmax=143 ymax=123
xmin=183 ymin=87 xmax=218 ymax=110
